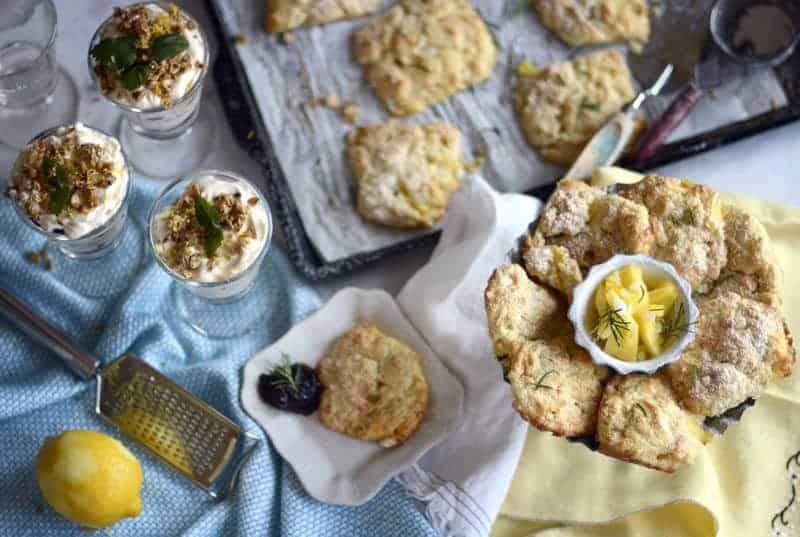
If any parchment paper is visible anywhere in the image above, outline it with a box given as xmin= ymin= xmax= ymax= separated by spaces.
xmin=213 ymin=0 xmax=787 ymax=262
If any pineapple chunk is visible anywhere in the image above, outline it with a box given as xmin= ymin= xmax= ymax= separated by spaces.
xmin=635 ymin=310 xmax=661 ymax=356
xmin=603 ymin=309 xmax=638 ymax=361
xmin=620 ymin=264 xmax=644 ymax=290
xmin=648 ymin=284 xmax=678 ymax=309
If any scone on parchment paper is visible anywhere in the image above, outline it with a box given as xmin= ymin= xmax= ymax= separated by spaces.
xmin=316 ymin=322 xmax=429 ymax=447
xmin=597 ymin=375 xmax=703 ymax=473
xmin=513 ymin=49 xmax=636 ymax=166
xmin=352 ymin=0 xmax=497 ymax=116
xmin=264 ymin=0 xmax=381 ymax=33
xmin=532 ymin=0 xmax=651 ymax=51
xmin=346 ymin=120 xmax=464 ymax=229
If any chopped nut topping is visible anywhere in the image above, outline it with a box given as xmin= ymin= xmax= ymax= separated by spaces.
xmin=157 ymin=183 xmax=260 ymax=279
xmin=8 ymin=127 xmax=117 ymax=226
xmin=95 ymin=3 xmax=196 ymax=108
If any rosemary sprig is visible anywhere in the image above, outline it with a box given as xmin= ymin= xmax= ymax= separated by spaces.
xmin=592 ymin=307 xmax=630 ymax=347
xmin=267 ymin=354 xmax=300 ymax=397
xmin=661 ymin=302 xmax=697 ymax=343
xmin=534 ymin=370 xmax=556 ymax=390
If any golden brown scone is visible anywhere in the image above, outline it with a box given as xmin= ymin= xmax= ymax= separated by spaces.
xmin=667 ymin=292 xmax=796 ymax=417
xmin=533 ymin=0 xmax=650 ymax=51
xmin=514 ymin=49 xmax=635 ymax=166
xmin=715 ymin=204 xmax=782 ymax=305
xmin=346 ymin=121 xmax=464 ymax=228
xmin=264 ymin=0 xmax=380 ymax=33
xmin=317 ymin=322 xmax=429 ymax=447
xmin=588 ymin=194 xmax=654 ymax=263
xmin=521 ymin=244 xmax=583 ymax=299
xmin=597 ymin=374 xmax=702 ymax=473
xmin=352 ymin=0 xmax=496 ymax=116
xmin=506 ymin=336 xmax=609 ymax=437
xmin=484 ymin=264 xmax=563 ymax=357
xmin=531 ymin=179 xmax=604 ymax=268
xmin=621 ymin=176 xmax=727 ymax=293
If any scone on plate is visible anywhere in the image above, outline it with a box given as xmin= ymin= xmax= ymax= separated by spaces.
xmin=597 ymin=374 xmax=703 ymax=473
xmin=317 ymin=322 xmax=429 ymax=447
xmin=533 ymin=0 xmax=651 ymax=51
xmin=506 ymin=336 xmax=609 ymax=437
xmin=514 ymin=49 xmax=636 ymax=166
xmin=264 ymin=0 xmax=380 ymax=33
xmin=666 ymin=292 xmax=795 ymax=417
xmin=621 ymin=176 xmax=726 ymax=293
xmin=352 ymin=0 xmax=496 ymax=116
xmin=346 ymin=120 xmax=464 ymax=228
xmin=484 ymin=263 xmax=565 ymax=357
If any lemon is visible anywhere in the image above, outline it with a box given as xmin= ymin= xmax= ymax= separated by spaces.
xmin=35 ymin=429 xmax=143 ymax=529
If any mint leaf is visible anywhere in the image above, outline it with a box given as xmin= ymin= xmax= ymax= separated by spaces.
xmin=193 ymin=195 xmax=223 ymax=257
xmin=91 ymin=37 xmax=137 ymax=71
xmin=121 ymin=64 xmax=149 ymax=90
xmin=150 ymin=34 xmax=189 ymax=61
xmin=42 ymin=158 xmax=71 ymax=215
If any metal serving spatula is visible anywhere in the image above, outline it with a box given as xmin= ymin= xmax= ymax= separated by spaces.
xmin=0 ymin=288 xmax=259 ymax=499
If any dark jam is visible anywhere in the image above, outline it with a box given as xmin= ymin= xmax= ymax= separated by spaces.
xmin=258 ymin=363 xmax=321 ymax=415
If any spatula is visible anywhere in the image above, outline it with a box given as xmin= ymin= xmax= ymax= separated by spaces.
xmin=0 ymin=287 xmax=260 ymax=499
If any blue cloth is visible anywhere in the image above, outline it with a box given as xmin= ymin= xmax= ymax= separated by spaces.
xmin=0 ymin=179 xmax=437 ymax=537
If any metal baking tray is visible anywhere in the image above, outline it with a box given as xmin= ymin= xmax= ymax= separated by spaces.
xmin=206 ymin=0 xmax=800 ymax=281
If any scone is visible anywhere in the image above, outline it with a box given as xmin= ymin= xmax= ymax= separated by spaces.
xmin=352 ymin=0 xmax=497 ymax=116
xmin=621 ymin=176 xmax=727 ymax=293
xmin=666 ymin=292 xmax=795 ymax=417
xmin=346 ymin=121 xmax=464 ymax=228
xmin=521 ymin=244 xmax=583 ymax=299
xmin=317 ymin=322 xmax=429 ymax=447
xmin=525 ymin=179 xmax=603 ymax=268
xmin=597 ymin=375 xmax=702 ymax=473
xmin=506 ymin=336 xmax=609 ymax=437
xmin=588 ymin=194 xmax=654 ymax=263
xmin=533 ymin=0 xmax=651 ymax=51
xmin=264 ymin=0 xmax=380 ymax=33
xmin=484 ymin=263 xmax=564 ymax=357
xmin=514 ymin=49 xmax=636 ymax=166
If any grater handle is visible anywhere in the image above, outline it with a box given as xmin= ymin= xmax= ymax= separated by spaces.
xmin=0 ymin=288 xmax=100 ymax=379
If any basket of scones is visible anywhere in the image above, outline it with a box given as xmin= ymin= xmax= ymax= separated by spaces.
xmin=484 ymin=174 xmax=796 ymax=472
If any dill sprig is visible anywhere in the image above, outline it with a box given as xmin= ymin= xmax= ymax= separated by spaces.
xmin=638 ymin=284 xmax=646 ymax=303
xmin=633 ymin=403 xmax=648 ymax=417
xmin=534 ymin=370 xmax=556 ymax=390
xmin=592 ymin=307 xmax=631 ymax=347
xmin=661 ymin=302 xmax=697 ymax=342
xmin=267 ymin=354 xmax=300 ymax=397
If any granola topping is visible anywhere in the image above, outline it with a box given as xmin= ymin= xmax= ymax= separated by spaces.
xmin=7 ymin=123 xmax=128 ymax=239
xmin=93 ymin=3 xmax=205 ymax=109
xmin=152 ymin=176 xmax=269 ymax=282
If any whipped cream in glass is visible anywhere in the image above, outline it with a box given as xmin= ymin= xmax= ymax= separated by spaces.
xmin=8 ymin=122 xmax=129 ymax=240
xmin=92 ymin=3 xmax=206 ymax=110
xmin=150 ymin=171 xmax=272 ymax=301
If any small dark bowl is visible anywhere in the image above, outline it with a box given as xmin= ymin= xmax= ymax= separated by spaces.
xmin=710 ymin=0 xmax=800 ymax=67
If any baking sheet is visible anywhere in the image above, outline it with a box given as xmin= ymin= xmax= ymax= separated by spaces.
xmin=213 ymin=0 xmax=787 ymax=262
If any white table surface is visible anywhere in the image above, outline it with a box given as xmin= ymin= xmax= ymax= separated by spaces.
xmin=2 ymin=0 xmax=799 ymax=300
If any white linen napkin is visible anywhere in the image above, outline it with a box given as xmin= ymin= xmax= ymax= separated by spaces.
xmin=395 ymin=176 xmax=543 ymax=537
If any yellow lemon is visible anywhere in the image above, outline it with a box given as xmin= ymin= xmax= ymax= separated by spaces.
xmin=35 ymin=429 xmax=143 ymax=528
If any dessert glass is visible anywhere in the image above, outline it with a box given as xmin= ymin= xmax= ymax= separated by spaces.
xmin=0 ymin=0 xmax=79 ymax=150
xmin=87 ymin=2 xmax=215 ymax=178
xmin=9 ymin=125 xmax=143 ymax=298
xmin=149 ymin=170 xmax=274 ymax=338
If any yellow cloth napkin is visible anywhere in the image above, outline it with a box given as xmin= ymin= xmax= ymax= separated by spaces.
xmin=491 ymin=181 xmax=800 ymax=537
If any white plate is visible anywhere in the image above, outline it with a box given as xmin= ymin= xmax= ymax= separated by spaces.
xmin=241 ymin=287 xmax=465 ymax=506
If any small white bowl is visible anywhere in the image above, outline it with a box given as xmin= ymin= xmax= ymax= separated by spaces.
xmin=567 ymin=254 xmax=699 ymax=375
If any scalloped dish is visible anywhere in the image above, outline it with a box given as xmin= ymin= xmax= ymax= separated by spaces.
xmin=484 ymin=175 xmax=796 ymax=473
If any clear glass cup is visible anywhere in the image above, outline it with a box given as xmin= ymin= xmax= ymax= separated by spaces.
xmin=8 ymin=124 xmax=144 ymax=298
xmin=87 ymin=2 xmax=215 ymax=178
xmin=149 ymin=170 xmax=274 ymax=338
xmin=0 ymin=0 xmax=79 ymax=149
